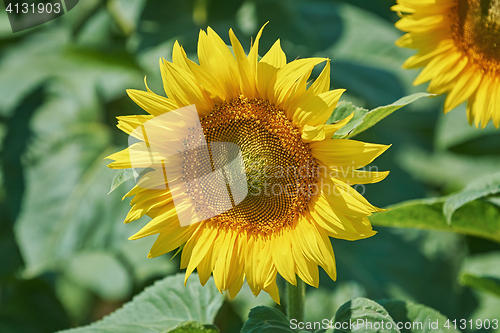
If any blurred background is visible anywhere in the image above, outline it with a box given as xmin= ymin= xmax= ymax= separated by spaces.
xmin=0 ymin=0 xmax=499 ymax=332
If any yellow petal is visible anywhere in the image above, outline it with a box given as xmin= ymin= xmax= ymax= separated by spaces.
xmin=294 ymin=89 xmax=345 ymax=128
xmin=428 ymin=54 xmax=468 ymax=92
xmin=148 ymin=224 xmax=195 ymax=258
xmin=116 ymin=115 xmax=154 ymax=136
xmin=309 ymin=60 xmax=331 ymax=95
xmin=196 ymin=248 xmax=214 ymax=286
xmin=395 ymin=14 xmax=447 ymax=33
xmin=468 ymin=74 xmax=491 ymax=127
xmin=443 ymin=65 xmax=482 ymax=113
xmin=248 ymin=23 xmax=267 ymax=87
xmin=301 ymin=112 xmax=354 ymax=142
xmin=172 ymin=41 xmax=191 ymax=72
xmin=229 ymin=28 xmax=256 ymax=98
xmin=256 ymin=39 xmax=287 ymax=101
xmin=491 ymin=84 xmax=500 ymax=129
xmin=485 ymin=76 xmax=499 ymax=129
xmin=129 ymin=205 xmax=178 ymax=239
xmin=413 ymin=49 xmax=461 ymax=86
xmin=126 ymin=90 xmax=180 ymax=116
xmin=271 ymin=229 xmax=296 ymax=285
xmin=228 ymin=269 xmax=245 ymax=299
xmin=106 ymin=143 xmax=158 ymax=169
xmin=160 ymin=59 xmax=214 ymax=114
xmin=309 ymin=197 xmax=363 ymax=237
xmin=213 ymin=229 xmax=236 ymax=292
xmin=184 ymin=224 xmax=219 ymax=282
xmin=274 ymin=58 xmax=327 ymax=107
xmin=314 ymin=225 xmax=337 ymax=281
xmin=290 ymin=229 xmax=319 ymax=287
xmin=126 ymin=190 xmax=172 ymax=223
xmin=262 ymin=275 xmax=280 ymax=304
xmin=310 ymin=139 xmax=390 ymax=168
xmin=328 ymin=168 xmax=390 ymax=185
xmin=197 ymin=28 xmax=239 ymax=100
xmin=320 ymin=177 xmax=382 ymax=216
xmin=402 ymin=39 xmax=454 ymax=69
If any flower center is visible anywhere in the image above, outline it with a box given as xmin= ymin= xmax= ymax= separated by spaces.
xmin=452 ymin=0 xmax=500 ymax=72
xmin=199 ymin=97 xmax=318 ymax=233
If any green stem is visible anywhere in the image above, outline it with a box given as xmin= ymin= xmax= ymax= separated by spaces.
xmin=287 ymin=279 xmax=305 ymax=322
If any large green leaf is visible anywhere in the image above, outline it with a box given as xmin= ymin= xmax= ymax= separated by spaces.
xmin=330 ymin=227 xmax=471 ymax=320
xmin=320 ymin=298 xmax=460 ymax=333
xmin=443 ymin=172 xmax=500 ymax=224
xmin=379 ymin=300 xmax=460 ymax=333
xmin=13 ymin=79 xmax=171 ymax=290
xmin=369 ymin=198 xmax=500 ymax=243
xmin=304 ymin=282 xmax=365 ymax=326
xmin=59 ymin=273 xmax=224 ymax=333
xmin=14 ymin=120 xmax=129 ymax=276
xmin=327 ymin=297 xmax=399 ymax=333
xmin=241 ymin=306 xmax=306 ymax=333
xmin=330 ymin=93 xmax=433 ymax=139
xmin=167 ymin=322 xmax=220 ymax=333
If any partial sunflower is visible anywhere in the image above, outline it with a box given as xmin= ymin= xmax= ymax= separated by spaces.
xmin=107 ymin=26 xmax=389 ymax=303
xmin=393 ymin=0 xmax=500 ymax=128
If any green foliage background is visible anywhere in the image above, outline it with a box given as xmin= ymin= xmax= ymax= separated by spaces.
xmin=0 ymin=0 xmax=499 ymax=332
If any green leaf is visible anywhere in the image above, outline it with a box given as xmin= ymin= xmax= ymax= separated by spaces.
xmin=305 ymin=282 xmax=365 ymax=326
xmin=59 ymin=273 xmax=224 ymax=333
xmin=64 ymin=252 xmax=132 ymax=301
xmin=327 ymin=297 xmax=399 ymax=333
xmin=379 ymin=300 xmax=460 ymax=333
xmin=241 ymin=306 xmax=305 ymax=333
xmin=397 ymin=146 xmax=500 ymax=190
xmin=460 ymin=252 xmax=500 ymax=298
xmin=167 ymin=322 xmax=220 ymax=333
xmin=328 ymin=102 xmax=367 ymax=136
xmin=108 ymin=168 xmax=134 ymax=194
xmin=331 ymin=227 xmax=468 ymax=319
xmin=460 ymin=274 xmax=500 ymax=298
xmin=0 ymin=29 xmax=66 ymax=117
xmin=369 ymin=198 xmax=500 ymax=243
xmin=13 ymin=81 xmax=151 ymax=284
xmin=331 ymin=93 xmax=433 ymax=139
xmin=443 ymin=172 xmax=500 ymax=225
xmin=0 ymin=28 xmax=140 ymax=117
xmin=107 ymin=0 xmax=147 ymax=35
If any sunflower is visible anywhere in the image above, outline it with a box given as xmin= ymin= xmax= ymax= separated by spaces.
xmin=107 ymin=25 xmax=389 ymax=303
xmin=393 ymin=0 xmax=500 ymax=128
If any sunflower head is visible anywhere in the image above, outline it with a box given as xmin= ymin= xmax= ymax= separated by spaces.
xmin=394 ymin=0 xmax=500 ymax=128
xmin=107 ymin=25 xmax=389 ymax=303
xmin=452 ymin=0 xmax=500 ymax=70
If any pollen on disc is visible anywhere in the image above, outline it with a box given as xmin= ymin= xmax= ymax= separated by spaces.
xmin=452 ymin=0 xmax=500 ymax=72
xmin=182 ymin=97 xmax=319 ymax=234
